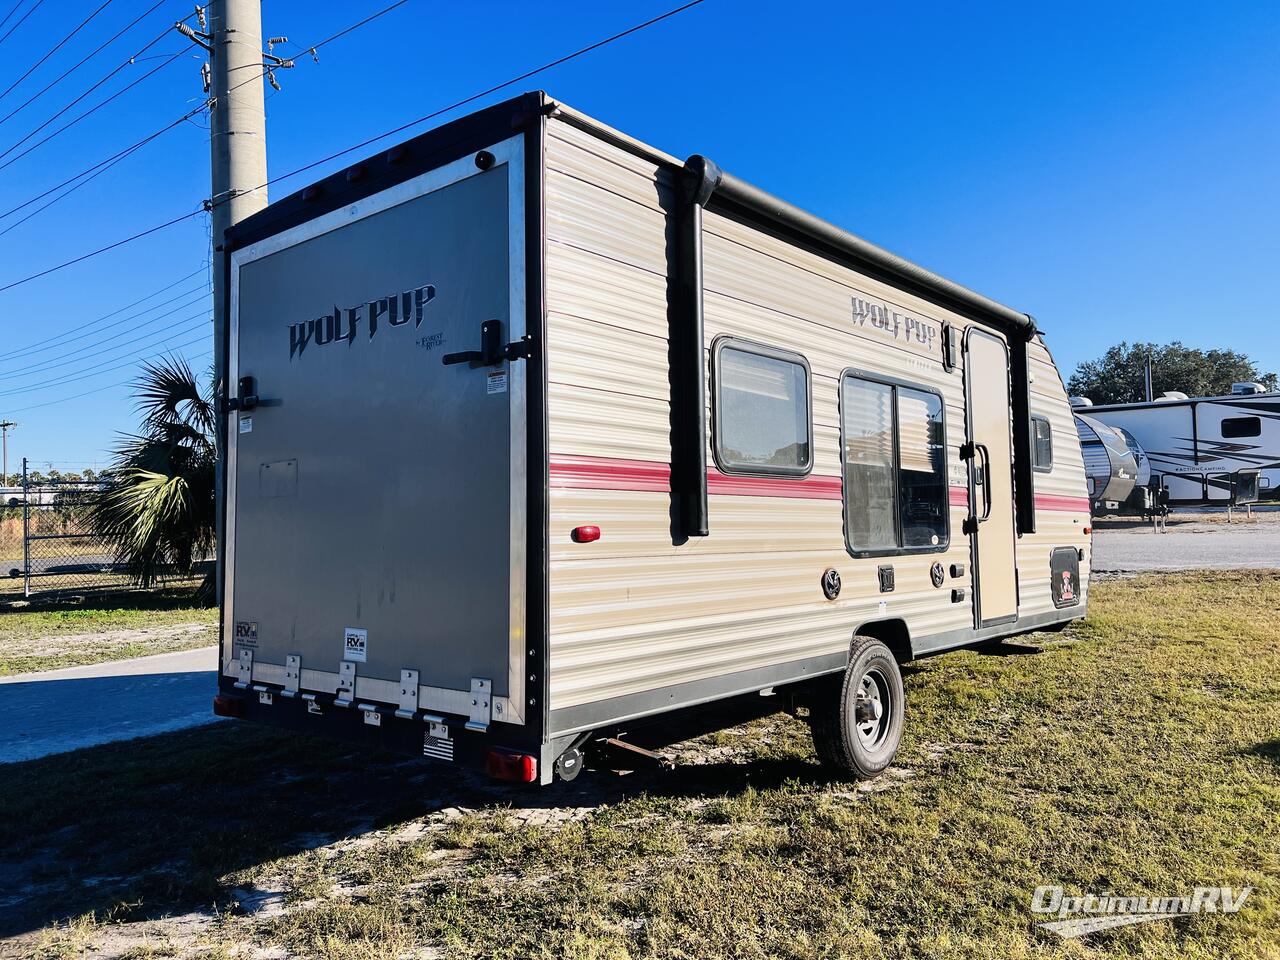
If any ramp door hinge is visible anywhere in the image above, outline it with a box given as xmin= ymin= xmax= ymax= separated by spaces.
xmin=466 ymin=677 xmax=492 ymax=732
xmin=234 ymin=649 xmax=253 ymax=688
xmin=442 ymin=319 xmax=531 ymax=367
xmin=283 ymin=654 xmax=300 ymax=696
xmin=396 ymin=669 xmax=420 ymax=719
xmin=335 ymin=661 xmax=356 ymax=707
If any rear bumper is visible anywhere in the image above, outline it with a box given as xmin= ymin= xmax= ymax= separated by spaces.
xmin=215 ymin=676 xmax=544 ymax=782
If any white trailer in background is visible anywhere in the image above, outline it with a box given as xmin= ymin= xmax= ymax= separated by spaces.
xmin=1080 ymin=385 xmax=1280 ymax=506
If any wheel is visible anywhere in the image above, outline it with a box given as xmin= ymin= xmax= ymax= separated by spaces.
xmin=808 ymin=636 xmax=905 ymax=779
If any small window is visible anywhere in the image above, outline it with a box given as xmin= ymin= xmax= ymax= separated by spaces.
xmin=841 ymin=373 xmax=948 ymax=555
xmin=1031 ymin=415 xmax=1053 ymax=472
xmin=1221 ymin=416 xmax=1261 ymax=439
xmin=713 ymin=340 xmax=812 ymax=476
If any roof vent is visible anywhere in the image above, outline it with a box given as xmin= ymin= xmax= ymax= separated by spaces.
xmin=1231 ymin=381 xmax=1266 ymax=395
xmin=1155 ymin=391 xmax=1189 ymax=402
xmin=1069 ymin=396 xmax=1093 ymax=407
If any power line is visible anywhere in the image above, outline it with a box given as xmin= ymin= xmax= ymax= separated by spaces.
xmin=0 ymin=0 xmax=709 ymax=295
xmin=0 ymin=102 xmax=206 ymax=232
xmin=0 ymin=1 xmax=25 ymax=33
xmin=0 ymin=328 xmax=211 ymax=397
xmin=3 ymin=348 xmax=212 ymax=414
xmin=0 ymin=0 xmax=42 ymax=47
xmin=230 ymin=0 xmax=709 ymax=206
xmin=0 ymin=267 xmax=206 ymax=360
xmin=0 ymin=207 xmax=205 ymax=294
xmin=0 ymin=48 xmax=188 ymax=172
xmin=0 ymin=0 xmax=167 ymax=128
xmin=0 ymin=0 xmax=116 ymax=105
xmin=0 ymin=298 xmax=208 ymax=378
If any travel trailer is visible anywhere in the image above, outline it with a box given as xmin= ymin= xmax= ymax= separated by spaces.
xmin=1080 ymin=385 xmax=1280 ymax=506
xmin=216 ymin=93 xmax=1092 ymax=784
xmin=1073 ymin=414 xmax=1142 ymax=512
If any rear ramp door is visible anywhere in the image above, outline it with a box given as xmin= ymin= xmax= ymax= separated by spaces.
xmin=224 ymin=139 xmax=527 ymax=724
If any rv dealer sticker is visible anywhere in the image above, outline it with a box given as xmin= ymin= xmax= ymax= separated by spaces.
xmin=343 ymin=627 xmax=368 ymax=663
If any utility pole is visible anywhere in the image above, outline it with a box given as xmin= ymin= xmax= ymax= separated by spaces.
xmin=0 ymin=421 xmax=14 ymax=484
xmin=176 ymin=0 xmax=272 ymax=605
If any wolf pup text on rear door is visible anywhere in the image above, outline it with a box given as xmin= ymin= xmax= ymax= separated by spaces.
xmin=289 ymin=283 xmax=436 ymax=360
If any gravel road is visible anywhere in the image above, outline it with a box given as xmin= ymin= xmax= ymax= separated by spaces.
xmin=1090 ymin=509 xmax=1280 ymax=572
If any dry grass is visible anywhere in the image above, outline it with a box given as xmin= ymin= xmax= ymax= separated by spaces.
xmin=2 ymin=572 xmax=1278 ymax=959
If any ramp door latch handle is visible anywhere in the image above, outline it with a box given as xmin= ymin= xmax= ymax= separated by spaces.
xmin=442 ymin=319 xmax=532 ymax=367
xmin=224 ymin=375 xmax=260 ymax=413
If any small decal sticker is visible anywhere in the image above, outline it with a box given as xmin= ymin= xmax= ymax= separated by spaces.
xmin=930 ymin=562 xmax=945 ymax=588
xmin=343 ymin=627 xmax=368 ymax=663
xmin=1060 ymin=570 xmax=1076 ymax=602
xmin=487 ymin=370 xmax=508 ymax=395
xmin=239 ymin=416 xmax=253 ymax=434
xmin=234 ymin=621 xmax=258 ymax=648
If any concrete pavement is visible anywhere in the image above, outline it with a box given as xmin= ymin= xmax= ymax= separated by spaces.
xmin=0 ymin=646 xmax=223 ymax=764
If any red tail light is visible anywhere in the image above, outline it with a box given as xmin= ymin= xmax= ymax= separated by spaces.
xmin=487 ymin=748 xmax=538 ymax=783
xmin=571 ymin=525 xmax=600 ymax=543
xmin=213 ymin=694 xmax=246 ymax=718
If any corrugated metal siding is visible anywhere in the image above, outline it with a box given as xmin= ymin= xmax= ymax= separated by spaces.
xmin=543 ymin=117 xmax=1090 ymax=715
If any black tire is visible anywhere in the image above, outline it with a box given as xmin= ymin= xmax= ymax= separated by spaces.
xmin=808 ymin=636 xmax=905 ymax=779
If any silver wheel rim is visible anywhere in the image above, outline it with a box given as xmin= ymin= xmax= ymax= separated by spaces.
xmin=854 ymin=667 xmax=892 ymax=751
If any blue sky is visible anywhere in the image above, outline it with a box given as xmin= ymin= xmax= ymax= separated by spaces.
xmin=0 ymin=0 xmax=1276 ymax=469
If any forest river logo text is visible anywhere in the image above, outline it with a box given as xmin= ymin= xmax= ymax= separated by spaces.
xmin=289 ymin=283 xmax=436 ymax=360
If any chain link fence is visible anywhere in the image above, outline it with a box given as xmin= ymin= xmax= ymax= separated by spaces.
xmin=1 ymin=460 xmax=203 ymax=600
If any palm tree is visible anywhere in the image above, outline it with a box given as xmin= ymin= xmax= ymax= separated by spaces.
xmin=91 ymin=356 xmax=216 ymax=590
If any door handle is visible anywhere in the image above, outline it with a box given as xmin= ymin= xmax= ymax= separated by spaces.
xmin=976 ymin=443 xmax=993 ymax=521
xmin=223 ymin=375 xmax=279 ymax=413
xmin=442 ymin=319 xmax=532 ymax=367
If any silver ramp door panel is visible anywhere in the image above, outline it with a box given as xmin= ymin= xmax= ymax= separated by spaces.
xmin=230 ymin=167 xmax=513 ymax=700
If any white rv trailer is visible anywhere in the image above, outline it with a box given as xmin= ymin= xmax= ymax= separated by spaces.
xmin=1083 ymin=386 xmax=1280 ymax=506
xmin=216 ymin=93 xmax=1092 ymax=784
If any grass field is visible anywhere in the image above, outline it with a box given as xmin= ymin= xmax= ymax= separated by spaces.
xmin=0 ymin=593 xmax=216 ymax=675
xmin=4 ymin=572 xmax=1279 ymax=959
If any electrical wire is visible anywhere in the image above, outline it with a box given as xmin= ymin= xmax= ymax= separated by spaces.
xmin=0 ymin=207 xmax=205 ymax=294
xmin=0 ymin=0 xmax=42 ymax=47
xmin=0 ymin=297 xmax=209 ymax=378
xmin=225 ymin=0 xmax=708 ymax=208
xmin=3 ymin=348 xmax=212 ymax=414
xmin=0 ymin=102 xmax=206 ymax=231
xmin=0 ymin=267 xmax=206 ymax=360
xmin=0 ymin=1 xmax=25 ymax=33
xmin=0 ymin=0 xmax=167 ymax=128
xmin=0 ymin=0 xmax=708 ymax=295
xmin=0 ymin=48 xmax=188 ymax=172
xmin=0 ymin=328 xmax=210 ymax=397
xmin=0 ymin=0 xmax=116 ymax=105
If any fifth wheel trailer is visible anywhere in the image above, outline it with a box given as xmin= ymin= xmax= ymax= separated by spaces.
xmin=216 ymin=92 xmax=1092 ymax=784
xmin=1082 ymin=388 xmax=1280 ymax=506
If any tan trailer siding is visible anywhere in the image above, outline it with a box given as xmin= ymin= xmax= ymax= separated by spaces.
xmin=544 ymin=116 xmax=1089 ymax=715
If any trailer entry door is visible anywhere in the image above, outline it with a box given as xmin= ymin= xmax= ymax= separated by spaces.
xmin=224 ymin=140 xmax=527 ymax=723
xmin=964 ymin=329 xmax=1018 ymax=627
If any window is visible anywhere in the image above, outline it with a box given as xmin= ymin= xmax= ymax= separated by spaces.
xmin=713 ymin=340 xmax=812 ymax=476
xmin=1221 ymin=416 xmax=1261 ymax=439
xmin=841 ymin=373 xmax=948 ymax=555
xmin=1031 ymin=415 xmax=1053 ymax=472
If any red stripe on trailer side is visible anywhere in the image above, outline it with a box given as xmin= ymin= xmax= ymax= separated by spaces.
xmin=549 ymin=455 xmax=843 ymax=499
xmin=1034 ymin=493 xmax=1091 ymax=513
xmin=949 ymin=485 xmax=969 ymax=507
xmin=548 ymin=455 xmax=671 ymax=492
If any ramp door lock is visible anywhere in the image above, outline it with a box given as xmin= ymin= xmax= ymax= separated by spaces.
xmin=442 ymin=319 xmax=531 ymax=367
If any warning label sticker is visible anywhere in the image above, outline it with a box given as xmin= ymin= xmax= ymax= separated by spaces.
xmin=234 ymin=621 xmax=258 ymax=648
xmin=239 ymin=416 xmax=253 ymax=434
xmin=487 ymin=370 xmax=507 ymax=395
xmin=343 ymin=627 xmax=368 ymax=663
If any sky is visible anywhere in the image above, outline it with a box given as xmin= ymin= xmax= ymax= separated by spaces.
xmin=0 ymin=0 xmax=1276 ymax=470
